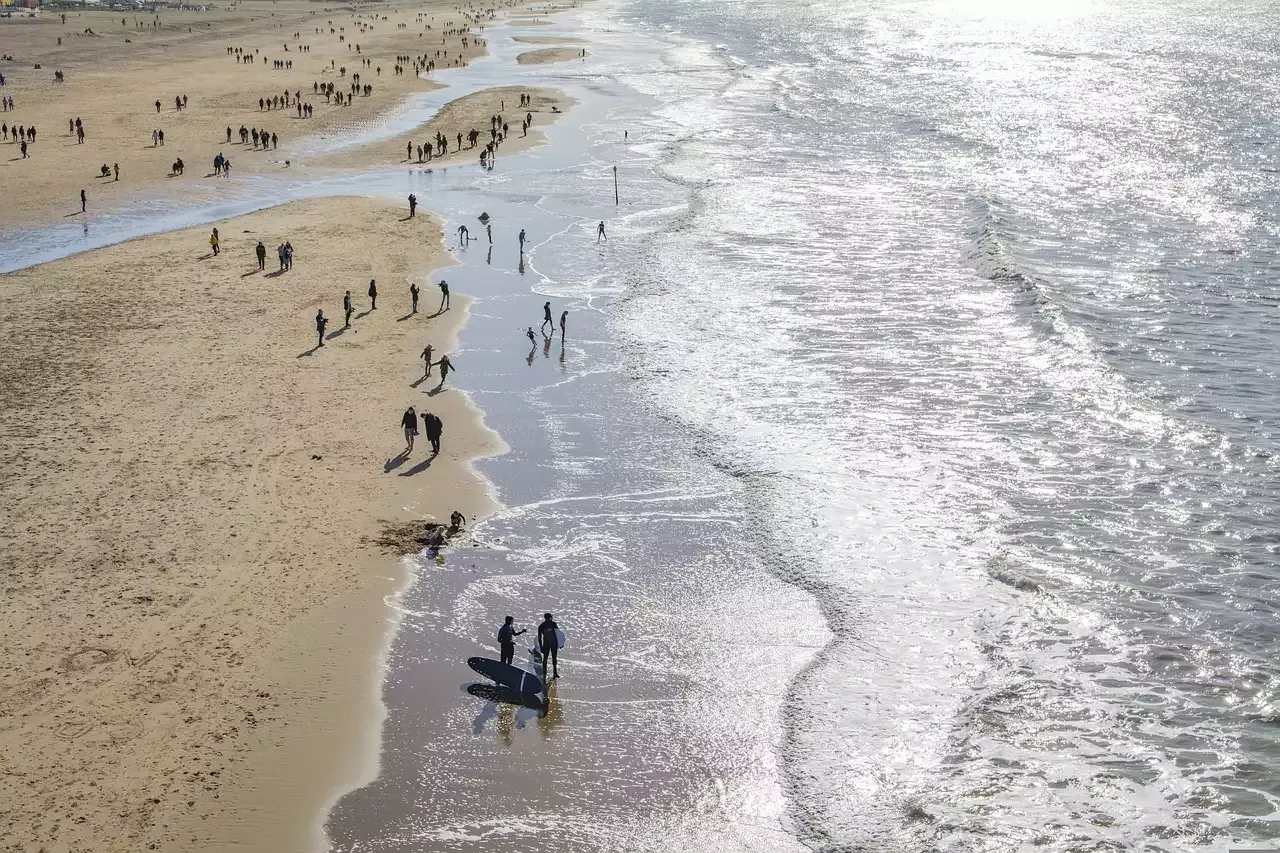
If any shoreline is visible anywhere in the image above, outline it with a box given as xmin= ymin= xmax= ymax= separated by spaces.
xmin=0 ymin=196 xmax=503 ymax=852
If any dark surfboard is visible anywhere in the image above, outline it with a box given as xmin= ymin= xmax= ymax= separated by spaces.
xmin=467 ymin=657 xmax=545 ymax=695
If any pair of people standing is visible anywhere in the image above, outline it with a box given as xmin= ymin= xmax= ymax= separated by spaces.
xmin=496 ymin=613 xmax=562 ymax=678
xmin=400 ymin=406 xmax=443 ymax=456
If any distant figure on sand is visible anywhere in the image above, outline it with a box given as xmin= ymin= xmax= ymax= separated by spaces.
xmin=344 ymin=290 xmax=353 ymax=327
xmin=408 ymin=193 xmax=417 ymax=217
xmin=256 ymin=241 xmax=267 ymax=270
xmin=597 ymin=221 xmax=606 ymax=242
xmin=526 ymin=326 xmax=536 ymax=347
xmin=315 ymin=310 xmax=327 ymax=348
xmin=457 ymin=224 xmax=469 ymax=245
xmin=410 ymin=281 xmax=420 ymax=313
xmin=437 ymin=279 xmax=450 ymax=312
xmin=401 ymin=406 xmax=418 ymax=454
xmin=560 ymin=310 xmax=568 ymax=339
xmin=541 ymin=301 xmax=553 ymax=334
xmin=486 ymin=223 xmax=492 ymax=244
xmin=420 ymin=344 xmax=433 ymax=378
xmin=79 ymin=189 xmax=86 ymax=213
xmin=209 ymin=228 xmax=220 ymax=256
xmin=518 ymin=228 xmax=526 ymax=253
xmin=367 ymin=279 xmax=377 ymax=310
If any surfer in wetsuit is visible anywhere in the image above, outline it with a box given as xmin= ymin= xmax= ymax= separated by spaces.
xmin=537 ymin=613 xmax=560 ymax=679
xmin=498 ymin=616 xmax=524 ymax=666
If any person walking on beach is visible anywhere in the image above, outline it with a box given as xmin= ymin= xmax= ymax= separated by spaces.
xmin=537 ymin=613 xmax=561 ymax=679
xmin=79 ymin=189 xmax=86 ymax=213
xmin=315 ymin=309 xmax=328 ymax=348
xmin=497 ymin=616 xmax=525 ymax=667
xmin=597 ymin=221 xmax=606 ymax=242
xmin=541 ymin=301 xmax=553 ymax=334
xmin=410 ymin=281 xmax=420 ymax=314
xmin=525 ymin=326 xmax=536 ymax=347
xmin=421 ymin=410 xmax=442 ymax=455
xmin=408 ymin=193 xmax=417 ymax=218
xmin=420 ymin=344 xmax=433 ymax=378
xmin=113 ymin=162 xmax=119 ymax=181
xmin=433 ymin=354 xmax=455 ymax=387
xmin=518 ymin=228 xmax=526 ymax=253
xmin=367 ymin=279 xmax=378 ymax=310
xmin=401 ymin=405 xmax=418 ymax=455
xmin=344 ymin=290 xmax=354 ymax=327
xmin=560 ymin=309 xmax=568 ymax=340
xmin=437 ymin=279 xmax=450 ymax=312
xmin=210 ymin=228 xmax=220 ymax=256
xmin=457 ymin=224 xmax=469 ymax=246
xmin=256 ymin=241 xmax=267 ymax=270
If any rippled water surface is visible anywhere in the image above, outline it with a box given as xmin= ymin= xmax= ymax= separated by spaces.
xmin=605 ymin=0 xmax=1280 ymax=848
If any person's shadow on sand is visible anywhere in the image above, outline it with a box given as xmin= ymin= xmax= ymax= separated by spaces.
xmin=383 ymin=453 xmax=409 ymax=473
xmin=296 ymin=345 xmax=321 ymax=358
xmin=398 ymin=453 xmax=436 ymax=477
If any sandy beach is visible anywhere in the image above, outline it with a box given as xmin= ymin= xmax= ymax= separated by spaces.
xmin=0 ymin=196 xmax=501 ymax=852
xmin=0 ymin=0 xmax=516 ymax=231
xmin=0 ymin=0 xmax=596 ymax=850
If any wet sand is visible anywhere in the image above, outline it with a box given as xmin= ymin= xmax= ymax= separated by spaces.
xmin=517 ymin=47 xmax=587 ymax=64
xmin=0 ymin=196 xmax=501 ymax=852
xmin=512 ymin=35 xmax=586 ymax=44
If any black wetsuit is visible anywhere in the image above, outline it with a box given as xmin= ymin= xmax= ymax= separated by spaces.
xmin=497 ymin=623 xmax=523 ymax=666
xmin=537 ymin=618 xmax=560 ymax=676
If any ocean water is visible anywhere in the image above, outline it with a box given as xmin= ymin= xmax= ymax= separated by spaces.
xmin=594 ymin=0 xmax=1280 ymax=849
xmin=330 ymin=0 xmax=1280 ymax=845
xmin=331 ymin=0 xmax=1280 ymax=848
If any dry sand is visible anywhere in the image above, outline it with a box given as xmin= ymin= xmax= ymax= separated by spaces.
xmin=0 ymin=0 xmax=516 ymax=231
xmin=317 ymin=85 xmax=574 ymax=170
xmin=0 ymin=196 xmax=502 ymax=852
xmin=517 ymin=47 xmax=587 ymax=64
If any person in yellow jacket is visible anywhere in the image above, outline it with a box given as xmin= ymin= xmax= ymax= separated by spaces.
xmin=209 ymin=228 xmax=220 ymax=256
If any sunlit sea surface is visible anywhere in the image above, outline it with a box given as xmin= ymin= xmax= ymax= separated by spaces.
xmin=604 ymin=0 xmax=1280 ymax=849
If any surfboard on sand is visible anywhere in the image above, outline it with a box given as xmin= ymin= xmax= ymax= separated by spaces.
xmin=467 ymin=657 xmax=545 ymax=695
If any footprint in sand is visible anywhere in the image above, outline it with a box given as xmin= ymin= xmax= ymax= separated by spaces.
xmin=62 ymin=647 xmax=119 ymax=672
